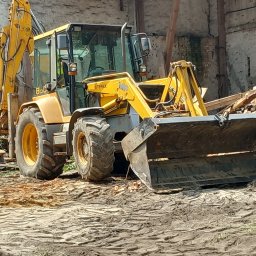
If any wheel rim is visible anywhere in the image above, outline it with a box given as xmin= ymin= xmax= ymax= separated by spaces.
xmin=22 ymin=123 xmax=39 ymax=166
xmin=77 ymin=132 xmax=89 ymax=166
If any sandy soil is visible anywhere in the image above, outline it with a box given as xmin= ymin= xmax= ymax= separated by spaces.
xmin=0 ymin=170 xmax=256 ymax=256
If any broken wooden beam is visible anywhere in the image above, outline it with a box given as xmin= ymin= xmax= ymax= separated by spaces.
xmin=223 ymin=89 xmax=256 ymax=114
xmin=205 ymin=92 xmax=244 ymax=111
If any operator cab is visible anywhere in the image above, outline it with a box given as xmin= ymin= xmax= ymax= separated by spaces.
xmin=56 ymin=24 xmax=135 ymax=80
xmin=33 ymin=23 xmax=151 ymax=115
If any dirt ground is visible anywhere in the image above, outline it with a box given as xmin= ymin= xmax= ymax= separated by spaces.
xmin=0 ymin=170 xmax=256 ymax=256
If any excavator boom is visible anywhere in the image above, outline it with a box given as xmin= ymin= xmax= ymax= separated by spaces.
xmin=0 ymin=0 xmax=33 ymax=111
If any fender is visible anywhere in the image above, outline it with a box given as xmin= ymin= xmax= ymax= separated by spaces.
xmin=17 ymin=92 xmax=71 ymax=124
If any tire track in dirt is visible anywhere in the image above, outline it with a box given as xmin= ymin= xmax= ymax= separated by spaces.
xmin=0 ymin=171 xmax=256 ymax=255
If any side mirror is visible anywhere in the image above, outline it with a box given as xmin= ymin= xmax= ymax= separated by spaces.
xmin=131 ymin=33 xmax=151 ymax=76
xmin=131 ymin=33 xmax=151 ymax=59
xmin=57 ymin=34 xmax=68 ymax=50
xmin=140 ymin=36 xmax=151 ymax=55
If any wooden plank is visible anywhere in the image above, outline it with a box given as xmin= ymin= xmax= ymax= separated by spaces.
xmin=165 ymin=0 xmax=180 ymax=74
xmin=0 ymin=129 xmax=8 ymax=135
xmin=224 ymin=89 xmax=256 ymax=114
xmin=217 ymin=0 xmax=229 ymax=97
xmin=205 ymin=92 xmax=244 ymax=111
xmin=135 ymin=0 xmax=145 ymax=33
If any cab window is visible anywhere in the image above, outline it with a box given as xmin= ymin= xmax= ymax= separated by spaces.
xmin=34 ymin=38 xmax=51 ymax=93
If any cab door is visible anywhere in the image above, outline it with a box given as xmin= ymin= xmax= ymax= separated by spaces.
xmin=54 ymin=33 xmax=71 ymax=116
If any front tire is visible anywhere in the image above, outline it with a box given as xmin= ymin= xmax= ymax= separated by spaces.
xmin=15 ymin=107 xmax=65 ymax=179
xmin=73 ymin=116 xmax=114 ymax=181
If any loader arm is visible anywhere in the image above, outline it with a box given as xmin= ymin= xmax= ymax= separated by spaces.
xmin=85 ymin=72 xmax=155 ymax=119
xmin=85 ymin=61 xmax=208 ymax=119
xmin=0 ymin=0 xmax=33 ymax=112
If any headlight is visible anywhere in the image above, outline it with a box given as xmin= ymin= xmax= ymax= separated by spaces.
xmin=68 ymin=63 xmax=77 ymax=75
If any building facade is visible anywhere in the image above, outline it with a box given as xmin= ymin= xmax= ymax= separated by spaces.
xmin=0 ymin=0 xmax=255 ymax=100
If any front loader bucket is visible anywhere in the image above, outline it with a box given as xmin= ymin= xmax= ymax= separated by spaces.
xmin=121 ymin=114 xmax=256 ymax=190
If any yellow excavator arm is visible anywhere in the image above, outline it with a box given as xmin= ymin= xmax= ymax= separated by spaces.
xmin=0 ymin=0 xmax=33 ymax=111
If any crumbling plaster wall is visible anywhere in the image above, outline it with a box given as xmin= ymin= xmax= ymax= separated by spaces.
xmin=145 ymin=0 xmax=219 ymax=100
xmin=1 ymin=0 xmax=241 ymax=101
xmin=0 ymin=0 xmax=219 ymax=100
xmin=29 ymin=0 xmax=133 ymax=30
xmin=0 ymin=0 xmax=134 ymax=31
xmin=144 ymin=0 xmax=211 ymax=36
xmin=225 ymin=0 xmax=256 ymax=93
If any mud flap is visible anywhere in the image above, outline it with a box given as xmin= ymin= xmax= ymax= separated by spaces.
xmin=121 ymin=114 xmax=256 ymax=190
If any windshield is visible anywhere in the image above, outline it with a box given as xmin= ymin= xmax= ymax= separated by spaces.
xmin=71 ymin=26 xmax=134 ymax=81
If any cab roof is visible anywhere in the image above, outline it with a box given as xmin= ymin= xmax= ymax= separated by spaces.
xmin=34 ymin=23 xmax=132 ymax=41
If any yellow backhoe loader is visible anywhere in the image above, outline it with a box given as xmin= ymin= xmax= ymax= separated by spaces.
xmin=1 ymin=0 xmax=256 ymax=190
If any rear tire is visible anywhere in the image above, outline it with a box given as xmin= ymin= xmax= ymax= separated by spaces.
xmin=73 ymin=116 xmax=114 ymax=181
xmin=15 ymin=107 xmax=65 ymax=179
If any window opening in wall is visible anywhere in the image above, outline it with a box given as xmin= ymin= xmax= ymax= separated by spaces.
xmin=247 ymin=56 xmax=251 ymax=77
xmin=120 ymin=0 xmax=124 ymax=11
